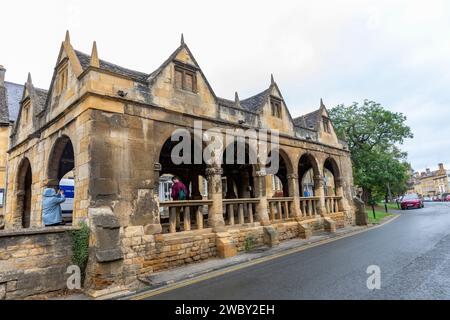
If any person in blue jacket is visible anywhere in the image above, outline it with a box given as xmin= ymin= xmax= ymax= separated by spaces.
xmin=42 ymin=187 xmax=66 ymax=226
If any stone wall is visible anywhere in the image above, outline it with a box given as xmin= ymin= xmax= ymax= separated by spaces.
xmin=228 ymin=225 xmax=265 ymax=252
xmin=0 ymin=227 xmax=75 ymax=299
xmin=121 ymin=226 xmax=217 ymax=286
xmin=273 ymin=221 xmax=301 ymax=241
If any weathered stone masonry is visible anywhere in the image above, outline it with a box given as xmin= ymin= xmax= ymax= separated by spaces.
xmin=0 ymin=32 xmax=356 ymax=298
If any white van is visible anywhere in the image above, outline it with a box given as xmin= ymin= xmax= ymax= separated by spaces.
xmin=59 ymin=178 xmax=74 ymax=223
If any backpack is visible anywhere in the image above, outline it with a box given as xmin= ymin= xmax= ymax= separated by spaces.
xmin=178 ymin=188 xmax=186 ymax=200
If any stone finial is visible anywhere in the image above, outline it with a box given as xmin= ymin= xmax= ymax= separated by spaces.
xmin=0 ymin=65 xmax=5 ymax=87
xmin=27 ymin=72 xmax=33 ymax=85
xmin=320 ymin=98 xmax=325 ymax=108
xmin=270 ymin=73 xmax=275 ymax=85
xmin=90 ymin=41 xmax=100 ymax=68
xmin=64 ymin=30 xmax=71 ymax=44
xmin=181 ymin=33 xmax=185 ymax=45
xmin=234 ymin=91 xmax=240 ymax=104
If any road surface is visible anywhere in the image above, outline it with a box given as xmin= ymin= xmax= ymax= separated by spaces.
xmin=145 ymin=202 xmax=450 ymax=299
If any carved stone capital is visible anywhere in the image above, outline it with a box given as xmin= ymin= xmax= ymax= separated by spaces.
xmin=153 ymin=162 xmax=162 ymax=172
xmin=206 ymin=165 xmax=223 ymax=177
xmin=287 ymin=173 xmax=298 ymax=180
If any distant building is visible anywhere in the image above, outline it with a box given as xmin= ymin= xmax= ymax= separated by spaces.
xmin=409 ymin=163 xmax=449 ymax=197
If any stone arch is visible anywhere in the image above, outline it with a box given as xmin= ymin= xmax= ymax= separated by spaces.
xmin=47 ymin=135 xmax=75 ymax=187
xmin=15 ymin=157 xmax=33 ymax=228
xmin=323 ymin=157 xmax=342 ymax=195
xmin=298 ymin=152 xmax=321 ymax=197
xmin=267 ymin=148 xmax=294 ymax=197
xmin=222 ymin=139 xmax=258 ymax=199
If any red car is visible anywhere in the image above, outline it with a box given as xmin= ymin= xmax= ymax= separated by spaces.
xmin=401 ymin=193 xmax=424 ymax=210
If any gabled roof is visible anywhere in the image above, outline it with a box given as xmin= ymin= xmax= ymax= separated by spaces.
xmin=11 ymin=78 xmax=48 ymax=136
xmin=75 ymin=50 xmax=149 ymax=82
xmin=146 ymin=41 xmax=218 ymax=100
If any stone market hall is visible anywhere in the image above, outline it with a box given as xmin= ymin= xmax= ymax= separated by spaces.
xmin=0 ymin=32 xmax=356 ymax=298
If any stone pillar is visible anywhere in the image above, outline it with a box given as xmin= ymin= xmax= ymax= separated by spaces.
xmin=143 ymin=163 xmax=163 ymax=235
xmin=207 ymin=164 xmax=236 ymax=258
xmin=205 ymin=164 xmax=225 ymax=230
xmin=287 ymin=173 xmax=301 ymax=218
xmin=254 ymin=167 xmax=278 ymax=247
xmin=253 ymin=167 xmax=270 ymax=225
xmin=314 ymin=174 xmax=326 ymax=216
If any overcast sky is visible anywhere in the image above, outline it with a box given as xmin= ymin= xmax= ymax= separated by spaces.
xmin=1 ymin=0 xmax=449 ymax=172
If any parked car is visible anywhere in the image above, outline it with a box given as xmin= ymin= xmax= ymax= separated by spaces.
xmin=432 ymin=196 xmax=442 ymax=202
xmin=400 ymin=193 xmax=424 ymax=210
xmin=445 ymin=195 xmax=450 ymax=202
xmin=423 ymin=196 xmax=432 ymax=202
xmin=59 ymin=178 xmax=74 ymax=223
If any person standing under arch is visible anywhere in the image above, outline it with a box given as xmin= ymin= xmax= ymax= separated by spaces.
xmin=42 ymin=187 xmax=66 ymax=226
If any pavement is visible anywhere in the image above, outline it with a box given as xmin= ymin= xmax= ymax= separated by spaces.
xmin=124 ymin=202 xmax=450 ymax=300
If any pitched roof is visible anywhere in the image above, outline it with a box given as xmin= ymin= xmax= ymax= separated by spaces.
xmin=33 ymin=87 xmax=49 ymax=114
xmin=293 ymin=109 xmax=321 ymax=131
xmin=3 ymin=81 xmax=24 ymax=122
xmin=240 ymin=88 xmax=270 ymax=112
xmin=75 ymin=50 xmax=149 ymax=82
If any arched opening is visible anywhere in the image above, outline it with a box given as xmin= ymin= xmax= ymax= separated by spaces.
xmin=266 ymin=149 xmax=292 ymax=197
xmin=158 ymin=135 xmax=207 ymax=232
xmin=16 ymin=158 xmax=32 ymax=228
xmin=47 ymin=136 xmax=75 ymax=224
xmin=323 ymin=157 xmax=342 ymax=214
xmin=298 ymin=153 xmax=320 ymax=197
xmin=222 ymin=141 xmax=257 ymax=199
xmin=323 ymin=158 xmax=341 ymax=196
xmin=221 ymin=140 xmax=258 ymax=225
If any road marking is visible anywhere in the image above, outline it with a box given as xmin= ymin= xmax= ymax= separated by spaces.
xmin=125 ymin=214 xmax=401 ymax=300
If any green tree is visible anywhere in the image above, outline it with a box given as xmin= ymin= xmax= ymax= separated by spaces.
xmin=329 ymin=100 xmax=413 ymax=209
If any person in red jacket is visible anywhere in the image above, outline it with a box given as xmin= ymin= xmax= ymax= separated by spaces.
xmin=171 ymin=176 xmax=188 ymax=200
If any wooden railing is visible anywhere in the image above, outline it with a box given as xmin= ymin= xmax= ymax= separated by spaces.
xmin=268 ymin=197 xmax=294 ymax=222
xmin=223 ymin=198 xmax=259 ymax=226
xmin=325 ymin=196 xmax=342 ymax=214
xmin=299 ymin=196 xmax=320 ymax=218
xmin=159 ymin=200 xmax=212 ymax=233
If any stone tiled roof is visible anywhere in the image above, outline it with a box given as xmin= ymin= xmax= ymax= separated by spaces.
xmin=75 ymin=50 xmax=149 ymax=82
xmin=293 ymin=109 xmax=320 ymax=131
xmin=3 ymin=81 xmax=24 ymax=122
xmin=240 ymin=89 xmax=270 ymax=112
xmin=33 ymin=87 xmax=48 ymax=114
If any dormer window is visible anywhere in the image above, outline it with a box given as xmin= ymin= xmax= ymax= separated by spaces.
xmin=174 ymin=63 xmax=197 ymax=93
xmin=22 ymin=100 xmax=31 ymax=127
xmin=322 ymin=116 xmax=331 ymax=133
xmin=56 ymin=62 xmax=68 ymax=95
xmin=270 ymin=96 xmax=282 ymax=118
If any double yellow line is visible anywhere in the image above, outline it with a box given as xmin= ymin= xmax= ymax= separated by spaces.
xmin=126 ymin=214 xmax=400 ymax=300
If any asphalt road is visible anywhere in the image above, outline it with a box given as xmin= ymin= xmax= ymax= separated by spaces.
xmin=147 ymin=202 xmax=450 ymax=299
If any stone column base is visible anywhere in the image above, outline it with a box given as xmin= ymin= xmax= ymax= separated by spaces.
xmin=323 ymin=217 xmax=336 ymax=233
xmin=263 ymin=226 xmax=279 ymax=247
xmin=216 ymin=232 xmax=237 ymax=258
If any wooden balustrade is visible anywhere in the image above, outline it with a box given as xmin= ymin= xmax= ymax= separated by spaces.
xmin=159 ymin=200 xmax=212 ymax=233
xmin=325 ymin=196 xmax=342 ymax=214
xmin=299 ymin=196 xmax=320 ymax=218
xmin=267 ymin=197 xmax=294 ymax=222
xmin=223 ymin=198 xmax=259 ymax=226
